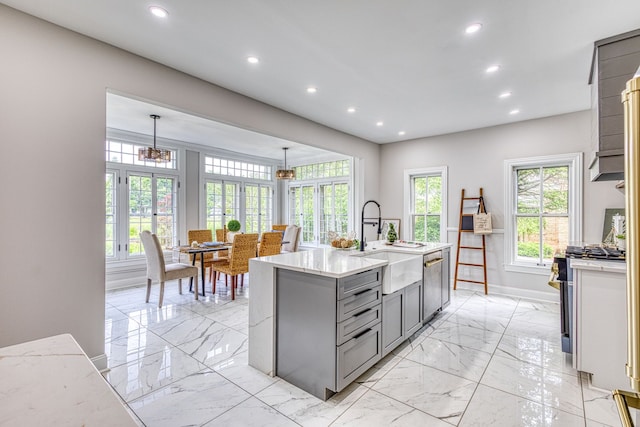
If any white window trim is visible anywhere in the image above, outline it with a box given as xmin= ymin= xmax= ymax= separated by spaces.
xmin=403 ymin=166 xmax=448 ymax=242
xmin=503 ymin=152 xmax=583 ymax=274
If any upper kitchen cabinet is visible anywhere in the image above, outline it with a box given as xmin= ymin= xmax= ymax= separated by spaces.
xmin=589 ymin=29 xmax=640 ymax=181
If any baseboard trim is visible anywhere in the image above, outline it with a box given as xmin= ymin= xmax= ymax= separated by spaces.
xmin=452 ymin=281 xmax=557 ymax=303
xmin=91 ymin=353 xmax=108 ymax=373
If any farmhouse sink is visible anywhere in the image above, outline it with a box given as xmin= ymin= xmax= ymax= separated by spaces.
xmin=359 ymin=251 xmax=422 ymax=294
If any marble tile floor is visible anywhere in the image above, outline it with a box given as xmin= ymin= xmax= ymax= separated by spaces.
xmin=104 ymin=280 xmax=626 ymax=426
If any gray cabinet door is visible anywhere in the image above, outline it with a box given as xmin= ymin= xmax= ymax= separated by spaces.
xmin=404 ymin=280 xmax=422 ymax=337
xmin=382 ymin=291 xmax=403 ymax=356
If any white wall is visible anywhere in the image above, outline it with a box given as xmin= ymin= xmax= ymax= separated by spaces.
xmin=0 ymin=5 xmax=380 ymax=358
xmin=379 ymin=111 xmax=625 ymax=299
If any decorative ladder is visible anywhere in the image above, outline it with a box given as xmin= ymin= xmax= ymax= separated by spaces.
xmin=453 ymin=188 xmax=488 ymax=294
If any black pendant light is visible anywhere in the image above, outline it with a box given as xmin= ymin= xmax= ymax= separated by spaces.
xmin=138 ymin=114 xmax=171 ymax=163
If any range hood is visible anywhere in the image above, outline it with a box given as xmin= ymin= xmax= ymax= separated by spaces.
xmin=588 ymin=30 xmax=640 ymax=182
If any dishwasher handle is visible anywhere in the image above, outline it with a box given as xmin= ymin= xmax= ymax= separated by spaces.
xmin=424 ymin=258 xmax=444 ymax=268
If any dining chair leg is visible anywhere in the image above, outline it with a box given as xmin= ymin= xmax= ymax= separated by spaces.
xmin=178 ymin=278 xmax=183 ymax=294
xmin=225 ymin=274 xmax=228 ymax=287
xmin=146 ymin=278 xmax=152 ymax=303
xmin=240 ymin=273 xmax=244 ymax=288
xmin=193 ymin=276 xmax=199 ymax=300
xmin=159 ymin=281 xmax=165 ymax=308
xmin=212 ymin=272 xmax=217 ymax=294
xmin=231 ymin=275 xmax=236 ymax=300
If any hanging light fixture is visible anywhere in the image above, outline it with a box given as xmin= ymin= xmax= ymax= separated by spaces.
xmin=138 ymin=114 xmax=171 ymax=162
xmin=276 ymin=147 xmax=296 ymax=180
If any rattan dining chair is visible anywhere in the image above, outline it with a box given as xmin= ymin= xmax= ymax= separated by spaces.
xmin=272 ymin=224 xmax=288 ymax=232
xmin=210 ymin=233 xmax=258 ymax=300
xmin=187 ymin=229 xmax=216 ymax=289
xmin=211 ymin=228 xmax=230 ymax=282
xmin=140 ymin=231 xmax=198 ymax=307
xmin=258 ymin=231 xmax=283 ymax=257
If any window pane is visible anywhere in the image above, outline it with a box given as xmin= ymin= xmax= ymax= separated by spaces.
xmin=413 ymin=177 xmax=427 ymax=214
xmin=543 ymin=166 xmax=568 ymax=214
xmin=543 ymin=216 xmax=569 ymax=261
xmin=128 ymin=175 xmax=152 ymax=256
xmin=105 ymin=172 xmax=116 ymax=258
xmin=427 ymin=176 xmax=442 ymax=214
xmin=426 ymin=215 xmax=440 ymax=242
xmin=517 ymin=168 xmax=541 ymax=214
xmin=155 ymin=177 xmax=176 ymax=249
xmin=301 ymin=186 xmax=315 ymax=244
xmin=413 ymin=216 xmax=426 ymax=241
xmin=516 ymin=216 xmax=541 ymax=261
xmin=206 ymin=181 xmax=223 ymax=232
xmin=245 ymin=185 xmax=259 ymax=233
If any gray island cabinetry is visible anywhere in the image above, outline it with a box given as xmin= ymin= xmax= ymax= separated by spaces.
xmin=276 ymin=267 xmax=383 ymax=400
xmin=381 ymin=279 xmax=422 ymax=356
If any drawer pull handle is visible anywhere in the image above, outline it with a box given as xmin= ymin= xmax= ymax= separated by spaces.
xmin=353 ymin=328 xmax=372 ymax=340
xmin=353 ymin=288 xmax=374 ymax=297
xmin=354 ymin=308 xmax=372 ymax=317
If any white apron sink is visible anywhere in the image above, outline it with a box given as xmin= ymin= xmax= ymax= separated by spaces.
xmin=359 ymin=251 xmax=422 ymax=294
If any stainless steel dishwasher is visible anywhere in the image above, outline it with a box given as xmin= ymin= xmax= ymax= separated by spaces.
xmin=423 ymin=251 xmax=444 ymax=321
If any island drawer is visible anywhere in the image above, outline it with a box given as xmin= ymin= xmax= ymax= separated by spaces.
xmin=337 ymin=268 xmax=381 ymax=300
xmin=337 ymin=285 xmax=382 ymax=321
xmin=336 ymin=304 xmax=381 ymax=345
xmin=336 ymin=323 xmax=382 ymax=391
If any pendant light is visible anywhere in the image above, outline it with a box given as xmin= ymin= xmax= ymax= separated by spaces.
xmin=138 ymin=114 xmax=171 ymax=163
xmin=276 ymin=147 xmax=296 ymax=180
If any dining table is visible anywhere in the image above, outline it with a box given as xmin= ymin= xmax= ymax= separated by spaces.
xmin=175 ymin=243 xmax=230 ymax=296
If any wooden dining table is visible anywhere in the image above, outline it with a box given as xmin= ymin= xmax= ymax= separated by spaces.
xmin=174 ymin=244 xmax=230 ymax=296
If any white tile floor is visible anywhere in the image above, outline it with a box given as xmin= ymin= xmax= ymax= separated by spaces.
xmin=104 ymin=279 xmax=625 ymax=426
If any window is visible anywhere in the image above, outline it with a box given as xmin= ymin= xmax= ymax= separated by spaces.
xmin=203 ymin=155 xmax=274 ymax=233
xmin=127 ymin=173 xmax=178 ymax=256
xmin=205 ymin=180 xmax=240 ymax=233
xmin=106 ymin=139 xmax=180 ymax=262
xmin=106 ymin=140 xmax=176 ymax=169
xmin=404 ymin=167 xmax=447 ymax=242
xmin=504 ymin=153 xmax=582 ymax=271
xmin=245 ymin=183 xmax=273 ymax=234
xmin=288 ymin=160 xmax=352 ymax=246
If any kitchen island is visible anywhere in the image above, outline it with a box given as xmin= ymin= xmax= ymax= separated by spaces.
xmin=248 ymin=241 xmax=451 ymax=399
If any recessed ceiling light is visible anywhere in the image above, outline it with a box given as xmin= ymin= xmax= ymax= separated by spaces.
xmin=499 ymin=91 xmax=512 ymax=99
xmin=398 ymin=131 xmax=406 ymax=136
xmin=247 ymin=56 xmax=259 ymax=64
xmin=465 ymin=23 xmax=482 ymax=34
xmin=347 ymin=107 xmax=356 ymax=113
xmin=486 ymin=65 xmax=500 ymax=73
xmin=376 ymin=121 xmax=384 ymax=127
xmin=509 ymin=109 xmax=520 ymax=115
xmin=306 ymin=87 xmax=317 ymax=94
xmin=149 ymin=6 xmax=168 ymax=18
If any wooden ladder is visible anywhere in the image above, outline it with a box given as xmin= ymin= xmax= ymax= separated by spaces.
xmin=453 ymin=188 xmax=488 ymax=294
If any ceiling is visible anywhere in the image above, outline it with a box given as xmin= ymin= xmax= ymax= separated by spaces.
xmin=4 ymin=1 xmax=640 ymax=151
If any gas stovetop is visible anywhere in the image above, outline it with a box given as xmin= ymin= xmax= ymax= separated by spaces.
xmin=565 ymin=245 xmax=625 ymax=261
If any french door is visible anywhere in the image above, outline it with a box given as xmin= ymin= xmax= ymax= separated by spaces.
xmin=205 ymin=180 xmax=240 ymax=234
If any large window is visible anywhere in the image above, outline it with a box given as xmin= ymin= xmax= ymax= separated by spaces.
xmin=504 ymin=153 xmax=582 ymax=271
xmin=288 ymin=160 xmax=352 ymax=246
xmin=106 ymin=139 xmax=180 ymax=261
xmin=404 ymin=167 xmax=447 ymax=242
xmin=203 ymin=155 xmax=274 ymax=234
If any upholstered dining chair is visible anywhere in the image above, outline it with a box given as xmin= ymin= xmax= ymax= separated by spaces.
xmin=258 ymin=231 xmax=283 ymax=257
xmin=281 ymin=225 xmax=301 ymax=253
xmin=187 ymin=229 xmax=215 ymax=288
xmin=140 ymin=231 xmax=198 ymax=307
xmin=210 ymin=233 xmax=259 ymax=300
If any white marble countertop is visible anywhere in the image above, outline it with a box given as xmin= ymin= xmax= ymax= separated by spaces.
xmin=253 ymin=241 xmax=452 ymax=278
xmin=0 ymin=333 xmax=140 ymax=426
xmin=570 ymin=258 xmax=626 ymax=273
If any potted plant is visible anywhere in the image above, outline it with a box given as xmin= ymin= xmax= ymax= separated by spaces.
xmin=227 ymin=219 xmax=242 ymax=242
xmin=616 ymin=234 xmax=626 ymax=251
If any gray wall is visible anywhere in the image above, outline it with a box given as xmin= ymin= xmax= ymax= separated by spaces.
xmin=0 ymin=5 xmax=380 ymax=358
xmin=380 ymin=111 xmax=625 ymax=298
